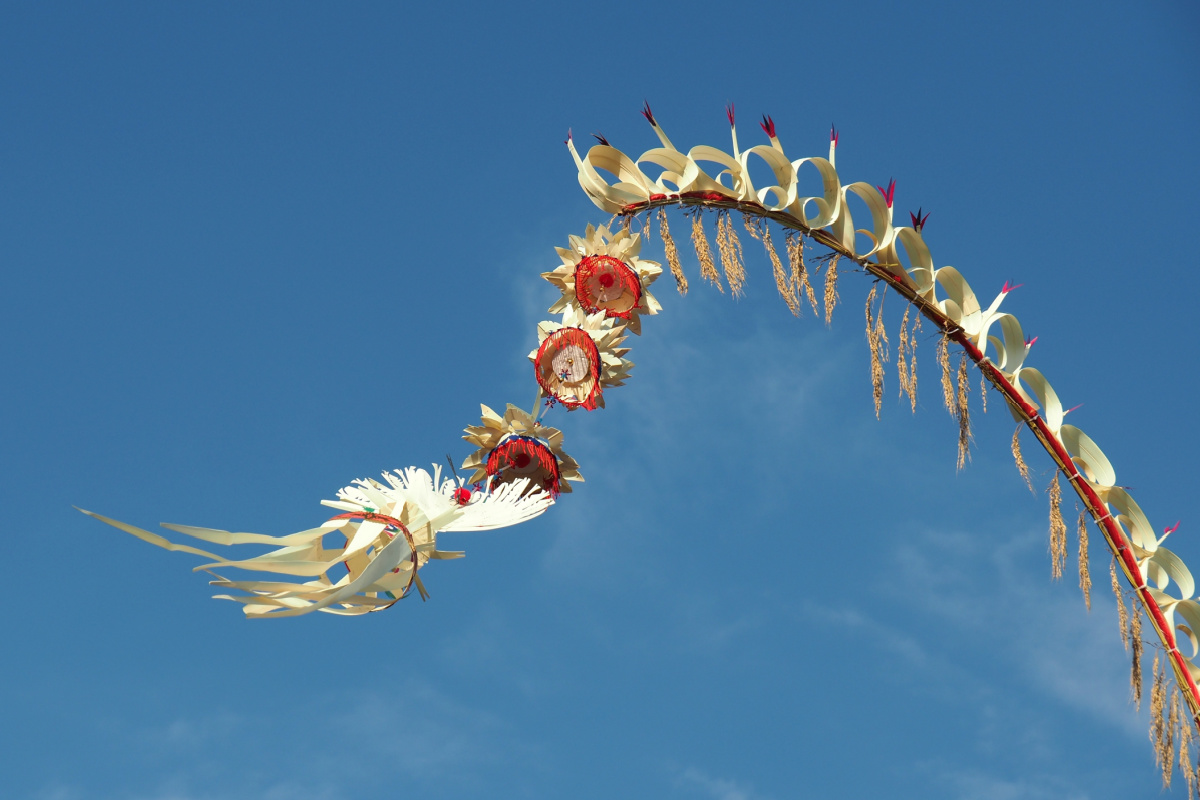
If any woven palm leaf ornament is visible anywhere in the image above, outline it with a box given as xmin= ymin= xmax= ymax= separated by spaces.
xmin=81 ymin=101 xmax=1200 ymax=789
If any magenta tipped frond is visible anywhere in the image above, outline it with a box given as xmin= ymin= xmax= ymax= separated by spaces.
xmin=641 ymin=101 xmax=656 ymax=127
xmin=760 ymin=114 xmax=776 ymax=139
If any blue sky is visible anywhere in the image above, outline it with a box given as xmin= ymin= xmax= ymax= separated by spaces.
xmin=3 ymin=2 xmax=1199 ymax=798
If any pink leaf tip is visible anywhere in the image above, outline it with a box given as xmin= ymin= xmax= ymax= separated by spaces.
xmin=592 ymin=132 xmax=610 ymax=147
xmin=1025 ymin=336 xmax=1038 ymax=348
xmin=726 ymin=103 xmax=735 ymax=127
xmin=564 ymin=128 xmax=572 ymax=145
xmin=830 ymin=125 xmax=839 ymax=146
xmin=760 ymin=114 xmax=776 ymax=139
xmin=876 ymin=178 xmax=895 ymax=208
xmin=641 ymin=101 xmax=656 ymax=127
xmin=1165 ymin=521 xmax=1181 ymax=535
xmin=1001 ymin=280 xmax=1024 ymax=294
xmin=909 ymin=207 xmax=930 ymax=231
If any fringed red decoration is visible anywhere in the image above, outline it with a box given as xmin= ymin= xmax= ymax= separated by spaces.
xmin=574 ymin=254 xmax=642 ymax=319
xmin=485 ymin=435 xmax=562 ymax=496
xmin=452 ymin=487 xmax=472 ymax=505
xmin=534 ymin=327 xmax=602 ymax=410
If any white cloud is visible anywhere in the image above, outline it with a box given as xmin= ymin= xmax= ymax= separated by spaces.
xmin=674 ymin=766 xmax=770 ymax=800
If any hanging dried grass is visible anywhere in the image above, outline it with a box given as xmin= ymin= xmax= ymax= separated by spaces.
xmin=1077 ymin=510 xmax=1092 ymax=611
xmin=823 ymin=255 xmax=840 ymax=325
xmin=874 ymin=291 xmax=890 ymax=361
xmin=1152 ymin=652 xmax=1167 ymax=776
xmin=745 ymin=216 xmax=798 ymax=315
xmin=658 ymin=208 xmax=688 ymax=296
xmin=1012 ymin=426 xmax=1034 ymax=493
xmin=1132 ymin=602 xmax=1144 ymax=709
xmin=1167 ymin=683 xmax=1180 ymax=789
xmin=715 ymin=212 xmax=746 ymax=297
xmin=979 ymin=373 xmax=988 ymax=413
xmin=865 ymin=286 xmax=884 ymax=419
xmin=898 ymin=306 xmax=912 ymax=400
xmin=1179 ymin=694 xmax=1195 ymax=798
xmin=1049 ymin=473 xmax=1067 ymax=579
xmin=908 ymin=315 xmax=920 ymax=412
xmin=956 ymin=354 xmax=971 ymax=470
xmin=786 ymin=232 xmax=818 ymax=315
xmin=938 ymin=336 xmax=954 ymax=417
xmin=691 ymin=213 xmax=723 ymax=292
xmin=1113 ymin=559 xmax=1130 ymax=652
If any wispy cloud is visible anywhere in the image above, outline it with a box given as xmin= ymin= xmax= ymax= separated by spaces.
xmin=674 ymin=765 xmax=770 ymax=800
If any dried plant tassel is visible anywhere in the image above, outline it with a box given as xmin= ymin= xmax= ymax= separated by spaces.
xmin=823 ymin=255 xmax=840 ymax=325
xmin=1132 ymin=602 xmax=1144 ymax=709
xmin=1167 ymin=684 xmax=1180 ymax=789
xmin=658 ymin=208 xmax=688 ymax=296
xmin=746 ymin=217 xmax=799 ymax=315
xmin=715 ymin=212 xmax=746 ymax=297
xmin=938 ymin=336 xmax=954 ymax=417
xmin=874 ymin=292 xmax=890 ymax=362
xmin=1077 ymin=510 xmax=1092 ymax=610
xmin=691 ymin=214 xmax=723 ymax=292
xmin=956 ymin=355 xmax=971 ymax=470
xmin=979 ymin=373 xmax=988 ymax=413
xmin=908 ymin=316 xmax=920 ymax=412
xmin=786 ymin=232 xmax=818 ymax=314
xmin=1112 ymin=559 xmax=1130 ymax=652
xmin=1178 ymin=694 xmax=1194 ymax=798
xmin=1152 ymin=652 xmax=1167 ymax=776
xmin=1048 ymin=474 xmax=1067 ymax=579
xmin=865 ymin=286 xmax=883 ymax=419
xmin=1012 ymin=426 xmax=1034 ymax=493
xmin=898 ymin=306 xmax=912 ymax=401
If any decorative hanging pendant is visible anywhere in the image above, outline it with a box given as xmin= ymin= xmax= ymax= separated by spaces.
xmin=543 ymin=224 xmax=662 ymax=335
xmin=530 ymin=307 xmax=632 ymax=411
xmin=462 ymin=404 xmax=583 ymax=495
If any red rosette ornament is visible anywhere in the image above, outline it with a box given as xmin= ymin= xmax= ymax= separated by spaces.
xmin=461 ymin=404 xmax=583 ymax=495
xmin=543 ymin=224 xmax=662 ymax=335
xmin=530 ymin=307 xmax=632 ymax=411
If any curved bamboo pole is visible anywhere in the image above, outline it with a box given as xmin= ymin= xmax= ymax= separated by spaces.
xmin=618 ymin=194 xmax=1200 ymax=731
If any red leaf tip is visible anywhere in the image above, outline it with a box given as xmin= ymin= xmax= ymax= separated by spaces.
xmin=726 ymin=103 xmax=735 ymax=127
xmin=909 ymin=207 xmax=930 ymax=231
xmin=875 ymin=178 xmax=895 ymax=208
xmin=760 ymin=114 xmax=776 ymax=139
xmin=641 ymin=101 xmax=656 ymax=127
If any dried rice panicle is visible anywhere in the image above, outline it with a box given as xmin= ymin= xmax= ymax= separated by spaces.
xmin=1112 ymin=559 xmax=1130 ymax=652
xmin=865 ymin=286 xmax=884 ymax=419
xmin=908 ymin=315 xmax=920 ymax=412
xmin=1178 ymin=691 xmax=1195 ymax=798
xmin=1077 ymin=510 xmax=1092 ymax=610
xmin=938 ymin=336 xmax=954 ymax=417
xmin=823 ymin=255 xmax=840 ymax=325
xmin=1012 ymin=425 xmax=1034 ymax=493
xmin=1132 ymin=600 xmax=1144 ymax=709
xmin=658 ymin=208 xmax=688 ymax=295
xmin=898 ymin=306 xmax=912 ymax=402
xmin=955 ymin=354 xmax=971 ymax=470
xmin=786 ymin=232 xmax=818 ymax=314
xmin=691 ymin=213 xmax=723 ymax=292
xmin=716 ymin=212 xmax=746 ymax=297
xmin=1048 ymin=473 xmax=1067 ymax=579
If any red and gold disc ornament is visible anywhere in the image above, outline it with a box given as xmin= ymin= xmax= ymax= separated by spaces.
xmin=543 ymin=224 xmax=661 ymax=335
xmin=485 ymin=436 xmax=562 ymax=495
xmin=461 ymin=404 xmax=583 ymax=495
xmin=530 ymin=307 xmax=632 ymax=411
